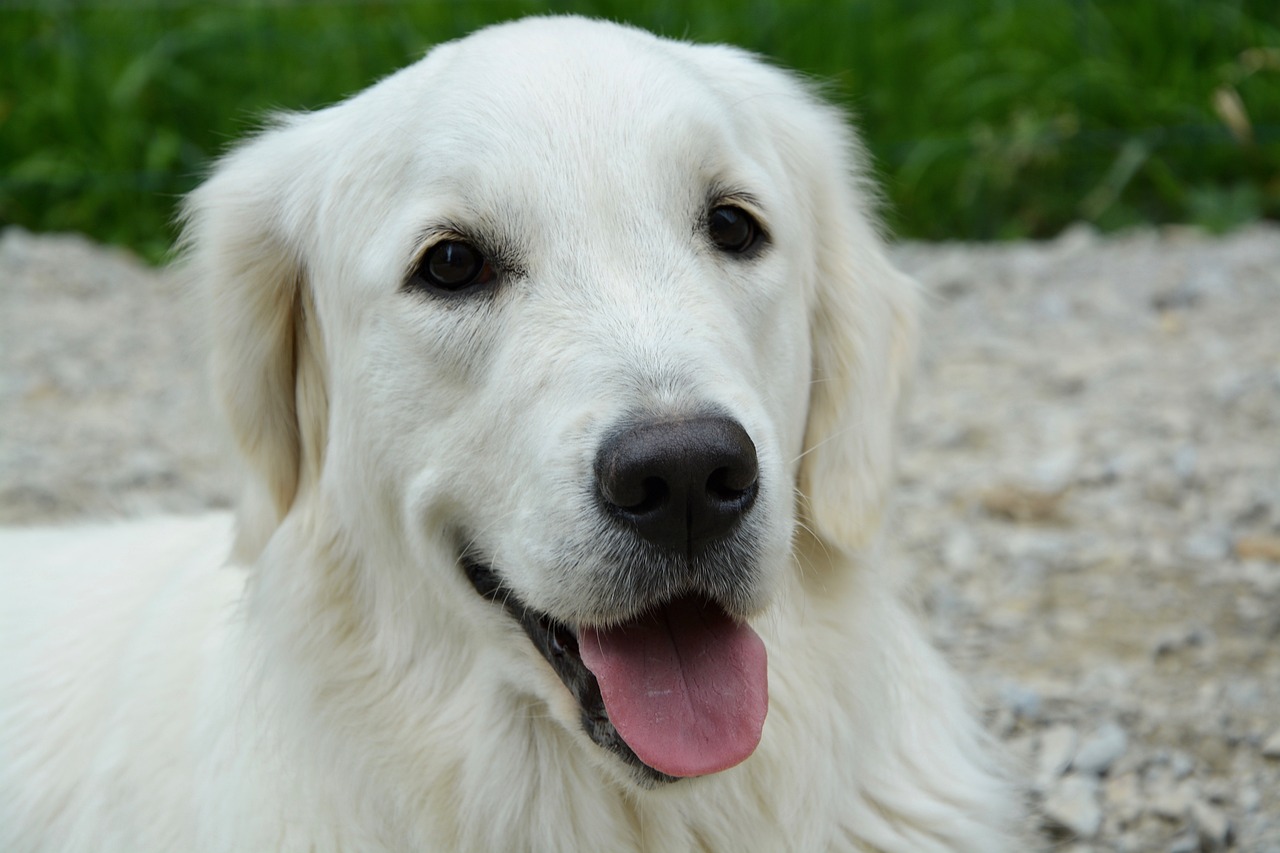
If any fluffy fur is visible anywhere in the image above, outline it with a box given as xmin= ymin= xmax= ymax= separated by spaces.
xmin=0 ymin=17 xmax=1022 ymax=852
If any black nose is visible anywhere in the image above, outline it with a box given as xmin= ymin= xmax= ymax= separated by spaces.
xmin=595 ymin=415 xmax=759 ymax=555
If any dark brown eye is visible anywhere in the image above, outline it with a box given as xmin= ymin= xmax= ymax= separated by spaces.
xmin=708 ymin=205 xmax=763 ymax=254
xmin=412 ymin=240 xmax=495 ymax=293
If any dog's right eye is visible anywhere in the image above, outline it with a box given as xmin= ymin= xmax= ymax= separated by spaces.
xmin=707 ymin=205 xmax=765 ymax=255
xmin=410 ymin=240 xmax=495 ymax=294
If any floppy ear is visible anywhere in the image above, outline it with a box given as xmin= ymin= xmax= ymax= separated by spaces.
xmin=792 ymin=105 xmax=921 ymax=555
xmin=179 ymin=121 xmax=329 ymax=555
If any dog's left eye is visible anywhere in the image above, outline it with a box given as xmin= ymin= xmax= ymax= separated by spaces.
xmin=411 ymin=240 xmax=496 ymax=294
xmin=708 ymin=205 xmax=764 ymax=254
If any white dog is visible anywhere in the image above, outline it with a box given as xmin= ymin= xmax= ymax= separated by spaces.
xmin=0 ymin=17 xmax=1022 ymax=852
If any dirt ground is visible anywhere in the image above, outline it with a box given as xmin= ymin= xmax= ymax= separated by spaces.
xmin=3 ymin=224 xmax=1278 ymax=851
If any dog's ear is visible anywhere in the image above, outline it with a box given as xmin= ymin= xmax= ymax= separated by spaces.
xmin=777 ymin=90 xmax=922 ymax=554
xmin=179 ymin=120 xmax=328 ymax=553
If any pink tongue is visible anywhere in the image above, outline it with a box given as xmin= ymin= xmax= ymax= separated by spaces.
xmin=578 ymin=597 xmax=767 ymax=778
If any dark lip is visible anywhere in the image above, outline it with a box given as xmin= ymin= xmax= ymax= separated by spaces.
xmin=460 ymin=555 xmax=677 ymax=786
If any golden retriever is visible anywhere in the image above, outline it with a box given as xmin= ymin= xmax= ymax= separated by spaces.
xmin=0 ymin=17 xmax=1021 ymax=852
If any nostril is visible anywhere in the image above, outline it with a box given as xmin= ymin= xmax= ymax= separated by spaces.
xmin=707 ymin=465 xmax=756 ymax=502
xmin=615 ymin=476 xmax=669 ymax=516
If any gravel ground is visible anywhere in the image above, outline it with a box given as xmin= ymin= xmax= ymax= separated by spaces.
xmin=3 ymin=224 xmax=1278 ymax=851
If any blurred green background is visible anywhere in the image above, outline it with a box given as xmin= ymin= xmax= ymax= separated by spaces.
xmin=2 ymin=0 xmax=1278 ymax=262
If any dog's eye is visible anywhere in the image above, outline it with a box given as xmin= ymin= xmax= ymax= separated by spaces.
xmin=708 ymin=205 xmax=763 ymax=254
xmin=412 ymin=240 xmax=495 ymax=293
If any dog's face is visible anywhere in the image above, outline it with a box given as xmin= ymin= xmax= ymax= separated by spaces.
xmin=184 ymin=17 xmax=918 ymax=786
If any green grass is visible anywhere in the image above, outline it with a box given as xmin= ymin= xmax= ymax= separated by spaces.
xmin=2 ymin=0 xmax=1278 ymax=261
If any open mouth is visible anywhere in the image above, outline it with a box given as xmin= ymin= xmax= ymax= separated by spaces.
xmin=461 ymin=556 xmax=768 ymax=784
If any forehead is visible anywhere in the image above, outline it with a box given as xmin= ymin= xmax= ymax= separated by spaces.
xmin=384 ymin=22 xmax=757 ymax=202
xmin=438 ymin=23 xmax=731 ymax=138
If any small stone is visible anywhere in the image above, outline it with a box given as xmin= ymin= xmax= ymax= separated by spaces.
xmin=1191 ymin=799 xmax=1233 ymax=851
xmin=1262 ymin=730 xmax=1280 ymax=759
xmin=1226 ymin=485 xmax=1272 ymax=526
xmin=1169 ymin=750 xmax=1196 ymax=780
xmin=1167 ymin=832 xmax=1200 ymax=853
xmin=1173 ymin=445 xmax=1199 ymax=483
xmin=1052 ymin=222 xmax=1099 ymax=255
xmin=1151 ymin=286 xmax=1201 ymax=313
xmin=1213 ymin=370 xmax=1251 ymax=406
xmin=1236 ymin=534 xmax=1280 ymax=563
xmin=1224 ymin=678 xmax=1263 ymax=710
xmin=1239 ymin=560 xmax=1280 ymax=595
xmin=1073 ymin=721 xmax=1129 ymax=776
xmin=1104 ymin=772 xmax=1144 ymax=824
xmin=1148 ymin=779 xmax=1193 ymax=821
xmin=1152 ymin=626 xmax=1213 ymax=661
xmin=979 ymin=482 xmax=1067 ymax=524
xmin=1042 ymin=774 xmax=1103 ymax=839
xmin=997 ymin=681 xmax=1043 ymax=722
xmin=942 ymin=528 xmax=979 ymax=573
xmin=1182 ymin=530 xmax=1232 ymax=562
xmin=1145 ymin=470 xmax=1185 ymax=508
xmin=1159 ymin=310 xmax=1186 ymax=334
xmin=1202 ymin=778 xmax=1232 ymax=804
xmin=1037 ymin=724 xmax=1079 ymax=784
xmin=1032 ymin=447 xmax=1079 ymax=492
xmin=1035 ymin=292 xmax=1072 ymax=322
xmin=1005 ymin=732 xmax=1038 ymax=765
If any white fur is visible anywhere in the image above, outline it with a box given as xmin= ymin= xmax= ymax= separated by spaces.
xmin=0 ymin=17 xmax=1023 ymax=852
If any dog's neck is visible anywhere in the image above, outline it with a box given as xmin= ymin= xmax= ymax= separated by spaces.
xmin=228 ymin=494 xmax=1001 ymax=852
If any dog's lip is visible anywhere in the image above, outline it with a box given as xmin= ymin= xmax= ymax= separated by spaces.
xmin=459 ymin=553 xmax=678 ymax=785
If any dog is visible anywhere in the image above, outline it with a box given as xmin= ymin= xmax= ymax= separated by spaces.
xmin=0 ymin=17 xmax=1022 ymax=852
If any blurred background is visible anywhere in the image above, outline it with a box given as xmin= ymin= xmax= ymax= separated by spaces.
xmin=2 ymin=0 xmax=1278 ymax=262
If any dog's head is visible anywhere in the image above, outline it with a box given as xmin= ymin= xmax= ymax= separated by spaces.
xmin=181 ymin=17 xmax=917 ymax=786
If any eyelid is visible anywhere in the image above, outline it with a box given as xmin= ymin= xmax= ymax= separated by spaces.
xmin=706 ymin=191 xmax=770 ymax=253
xmin=407 ymin=227 xmax=472 ymax=277
xmin=407 ymin=225 xmax=523 ymax=283
xmin=708 ymin=185 xmax=767 ymax=215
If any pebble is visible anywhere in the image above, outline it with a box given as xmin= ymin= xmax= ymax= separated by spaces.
xmin=1152 ymin=626 xmax=1213 ymax=661
xmin=1202 ymin=778 xmax=1233 ymax=805
xmin=1262 ymin=730 xmax=1280 ymax=759
xmin=1103 ymin=772 xmax=1143 ymax=824
xmin=1043 ymin=774 xmax=1103 ymax=839
xmin=1236 ymin=534 xmax=1280 ymax=562
xmin=1037 ymin=724 xmax=1079 ymax=784
xmin=1032 ymin=447 xmax=1079 ymax=492
xmin=996 ymin=681 xmax=1043 ymax=722
xmin=1182 ymin=530 xmax=1232 ymax=562
xmin=1147 ymin=778 xmax=1193 ymax=821
xmin=942 ymin=528 xmax=979 ymax=573
xmin=978 ymin=481 xmax=1068 ymax=524
xmin=1073 ymin=721 xmax=1129 ymax=776
xmin=1173 ymin=445 xmax=1199 ymax=484
xmin=1171 ymin=751 xmax=1196 ymax=780
xmin=1190 ymin=799 xmax=1232 ymax=851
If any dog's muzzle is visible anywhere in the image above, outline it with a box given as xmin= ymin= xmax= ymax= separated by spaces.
xmin=462 ymin=415 xmax=769 ymax=784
